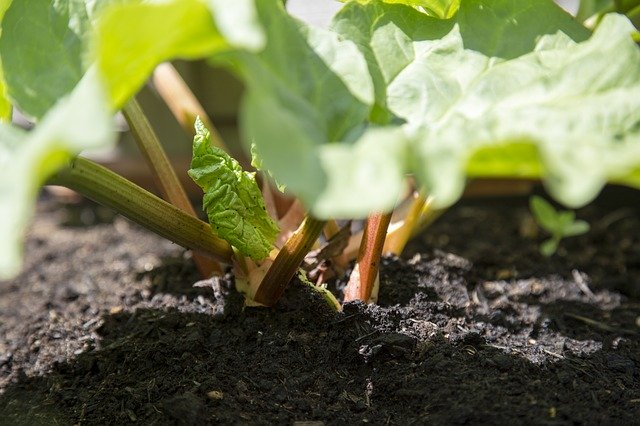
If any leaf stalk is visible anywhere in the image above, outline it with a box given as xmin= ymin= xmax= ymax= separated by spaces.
xmin=253 ymin=215 xmax=326 ymax=306
xmin=50 ymin=157 xmax=234 ymax=263
xmin=122 ymin=98 xmax=220 ymax=276
xmin=343 ymin=212 xmax=393 ymax=304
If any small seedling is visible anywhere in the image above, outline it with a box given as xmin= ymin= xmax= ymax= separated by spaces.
xmin=529 ymin=196 xmax=590 ymax=256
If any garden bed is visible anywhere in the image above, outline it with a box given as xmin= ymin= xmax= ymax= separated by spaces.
xmin=1 ymin=188 xmax=639 ymax=424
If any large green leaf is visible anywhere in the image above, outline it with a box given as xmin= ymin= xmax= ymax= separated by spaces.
xmin=0 ymin=0 xmax=118 ymax=279
xmin=231 ymin=0 xmax=606 ymax=217
xmin=334 ymin=0 xmax=588 ymax=108
xmin=95 ymin=0 xmax=265 ymax=109
xmin=0 ymin=0 xmax=105 ymax=119
xmin=206 ymin=0 xmax=640 ymax=218
xmin=394 ymin=13 xmax=640 ymax=207
xmin=326 ymin=0 xmax=640 ymax=212
xmin=189 ymin=118 xmax=278 ymax=260
xmin=0 ymin=70 xmax=115 ymax=279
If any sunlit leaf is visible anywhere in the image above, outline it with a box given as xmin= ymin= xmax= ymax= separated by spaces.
xmin=0 ymin=0 xmax=104 ymax=118
xmin=189 ymin=118 xmax=278 ymax=260
xmin=0 ymin=71 xmax=115 ymax=278
xmin=94 ymin=0 xmax=264 ymax=109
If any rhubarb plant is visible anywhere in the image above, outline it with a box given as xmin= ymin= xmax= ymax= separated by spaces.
xmin=1 ymin=0 xmax=640 ymax=309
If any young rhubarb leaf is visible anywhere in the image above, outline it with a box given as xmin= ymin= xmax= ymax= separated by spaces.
xmin=189 ymin=118 xmax=279 ymax=261
xmin=0 ymin=71 xmax=115 ymax=279
xmin=0 ymin=0 xmax=106 ymax=119
xmin=94 ymin=0 xmax=265 ymax=109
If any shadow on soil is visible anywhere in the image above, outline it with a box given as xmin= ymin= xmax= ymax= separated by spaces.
xmin=1 ymin=271 xmax=638 ymax=425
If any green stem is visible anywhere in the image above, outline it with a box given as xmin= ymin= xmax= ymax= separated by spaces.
xmin=383 ymin=193 xmax=427 ymax=256
xmin=50 ymin=157 xmax=233 ymax=262
xmin=123 ymin=98 xmax=220 ymax=276
xmin=122 ymin=99 xmax=196 ymax=214
xmin=253 ymin=216 xmax=326 ymax=306
xmin=152 ymin=63 xmax=227 ymax=149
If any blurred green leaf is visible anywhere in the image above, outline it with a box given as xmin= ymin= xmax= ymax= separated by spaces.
xmin=530 ymin=196 xmax=560 ymax=233
xmin=0 ymin=70 xmax=115 ymax=278
xmin=0 ymin=0 xmax=104 ymax=118
xmin=334 ymin=2 xmax=640 ymax=210
xmin=94 ymin=0 xmax=264 ymax=109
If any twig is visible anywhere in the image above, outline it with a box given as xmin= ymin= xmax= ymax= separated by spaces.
xmin=571 ymin=269 xmax=595 ymax=299
xmin=564 ymin=313 xmax=637 ymax=335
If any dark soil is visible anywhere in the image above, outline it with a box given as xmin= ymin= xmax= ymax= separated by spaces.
xmin=1 ymin=188 xmax=639 ymax=425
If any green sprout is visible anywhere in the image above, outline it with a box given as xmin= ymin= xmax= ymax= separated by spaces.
xmin=529 ymin=196 xmax=590 ymax=256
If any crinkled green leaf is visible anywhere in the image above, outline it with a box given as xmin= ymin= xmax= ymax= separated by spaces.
xmin=0 ymin=70 xmax=115 ymax=279
xmin=189 ymin=118 xmax=278 ymax=261
xmin=95 ymin=0 xmax=265 ymax=109
xmin=0 ymin=0 xmax=106 ymax=119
